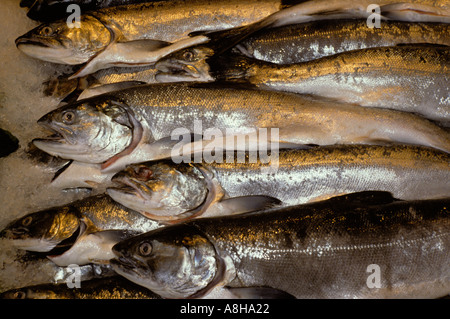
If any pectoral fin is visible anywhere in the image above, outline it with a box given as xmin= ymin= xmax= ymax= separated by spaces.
xmin=226 ymin=287 xmax=296 ymax=299
xmin=380 ymin=3 xmax=450 ymax=23
xmin=216 ymin=195 xmax=282 ymax=216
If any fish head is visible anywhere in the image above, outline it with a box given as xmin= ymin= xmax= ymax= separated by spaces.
xmin=15 ymin=15 xmax=111 ymax=65
xmin=0 ymin=287 xmax=60 ymax=299
xmin=0 ymin=207 xmax=81 ymax=252
xmin=111 ymin=224 xmax=218 ymax=298
xmin=107 ymin=162 xmax=208 ymax=220
xmin=155 ymin=46 xmax=215 ymax=83
xmin=32 ymin=99 xmax=134 ymax=164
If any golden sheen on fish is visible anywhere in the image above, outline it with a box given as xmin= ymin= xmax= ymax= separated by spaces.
xmin=209 ymin=45 xmax=450 ymax=124
xmin=234 ymin=20 xmax=450 ymax=64
xmin=111 ymin=192 xmax=450 ymax=299
xmin=0 ymin=195 xmax=160 ymax=266
xmin=32 ymin=83 xmax=450 ymax=175
xmin=15 ymin=0 xmax=287 ymax=76
xmin=106 ymin=145 xmax=450 ymax=222
xmin=0 ymin=277 xmax=160 ymax=299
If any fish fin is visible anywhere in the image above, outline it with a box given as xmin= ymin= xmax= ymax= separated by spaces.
xmin=217 ymin=195 xmax=283 ymax=215
xmin=69 ymin=39 xmax=172 ymax=79
xmin=225 ymin=286 xmax=296 ymax=299
xmin=188 ymin=12 xmax=279 ymax=57
xmin=380 ymin=3 xmax=450 ymax=23
xmin=326 ymin=191 xmax=399 ymax=207
xmin=76 ymin=81 xmax=146 ymax=100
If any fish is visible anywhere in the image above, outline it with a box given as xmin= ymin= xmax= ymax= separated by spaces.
xmin=32 ymin=83 xmax=450 ymax=176
xmin=20 ymin=0 xmax=172 ymax=22
xmin=160 ymin=45 xmax=450 ymax=124
xmin=0 ymin=277 xmax=161 ymax=299
xmin=15 ymin=0 xmax=290 ymax=77
xmin=16 ymin=1 xmax=449 ymax=78
xmin=110 ymin=191 xmax=450 ymax=299
xmin=233 ymin=20 xmax=450 ymax=65
xmin=106 ymin=145 xmax=450 ymax=222
xmin=0 ymin=194 xmax=160 ymax=266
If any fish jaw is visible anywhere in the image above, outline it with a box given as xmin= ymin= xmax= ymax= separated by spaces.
xmin=32 ymin=114 xmax=93 ymax=161
xmin=2 ymin=235 xmax=59 ymax=253
xmin=107 ymin=163 xmax=209 ymax=220
xmin=155 ymin=47 xmax=215 ymax=83
xmin=16 ymin=38 xmax=88 ymax=65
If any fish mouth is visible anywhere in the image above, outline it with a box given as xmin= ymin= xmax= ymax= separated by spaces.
xmin=155 ymin=60 xmax=206 ymax=82
xmin=15 ymin=37 xmax=50 ymax=48
xmin=107 ymin=174 xmax=154 ymax=211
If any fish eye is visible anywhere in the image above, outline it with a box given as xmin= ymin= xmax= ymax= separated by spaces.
xmin=41 ymin=26 xmax=53 ymax=36
xmin=182 ymin=50 xmax=195 ymax=62
xmin=62 ymin=111 xmax=76 ymax=124
xmin=139 ymin=242 xmax=152 ymax=256
xmin=13 ymin=291 xmax=26 ymax=299
xmin=134 ymin=166 xmax=153 ymax=181
xmin=22 ymin=216 xmax=32 ymax=227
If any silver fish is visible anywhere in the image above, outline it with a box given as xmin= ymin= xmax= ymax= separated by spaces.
xmin=235 ymin=20 xmax=450 ymax=64
xmin=32 ymin=83 xmax=450 ymax=176
xmin=204 ymin=45 xmax=450 ymax=124
xmin=15 ymin=0 xmax=287 ymax=76
xmin=0 ymin=194 xmax=160 ymax=266
xmin=106 ymin=145 xmax=450 ymax=222
xmin=111 ymin=192 xmax=450 ymax=299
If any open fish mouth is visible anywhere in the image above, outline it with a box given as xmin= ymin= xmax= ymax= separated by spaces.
xmin=155 ymin=60 xmax=203 ymax=81
xmin=108 ymin=174 xmax=150 ymax=201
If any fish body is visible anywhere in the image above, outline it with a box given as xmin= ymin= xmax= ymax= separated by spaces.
xmin=107 ymin=145 xmax=450 ymax=221
xmin=0 ymin=195 xmax=160 ymax=265
xmin=33 ymin=83 xmax=450 ymax=173
xmin=234 ymin=20 xmax=450 ymax=64
xmin=209 ymin=45 xmax=450 ymax=124
xmin=21 ymin=0 xmax=173 ymax=22
xmin=111 ymin=192 xmax=450 ymax=299
xmin=15 ymin=0 xmax=286 ymax=74
xmin=0 ymin=277 xmax=160 ymax=299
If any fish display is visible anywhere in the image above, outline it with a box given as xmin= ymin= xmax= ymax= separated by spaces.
xmin=106 ymin=145 xmax=450 ymax=221
xmin=158 ymin=45 xmax=450 ymax=124
xmin=0 ymin=195 xmax=160 ymax=266
xmin=0 ymin=276 xmax=161 ymax=299
xmin=1 ymin=0 xmax=449 ymax=300
xmin=111 ymin=192 xmax=450 ymax=299
xmin=32 ymin=84 xmax=450 ymax=175
xmin=15 ymin=0 xmax=288 ymax=77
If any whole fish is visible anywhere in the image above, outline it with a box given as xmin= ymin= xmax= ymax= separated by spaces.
xmin=0 ymin=194 xmax=160 ymax=266
xmin=111 ymin=192 xmax=450 ymax=299
xmin=160 ymin=45 xmax=450 ymax=124
xmin=15 ymin=0 xmax=288 ymax=77
xmin=32 ymin=83 xmax=450 ymax=176
xmin=106 ymin=145 xmax=450 ymax=222
xmin=0 ymin=277 xmax=160 ymax=299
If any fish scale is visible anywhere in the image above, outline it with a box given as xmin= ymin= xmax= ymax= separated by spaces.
xmin=110 ymin=193 xmax=450 ymax=298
